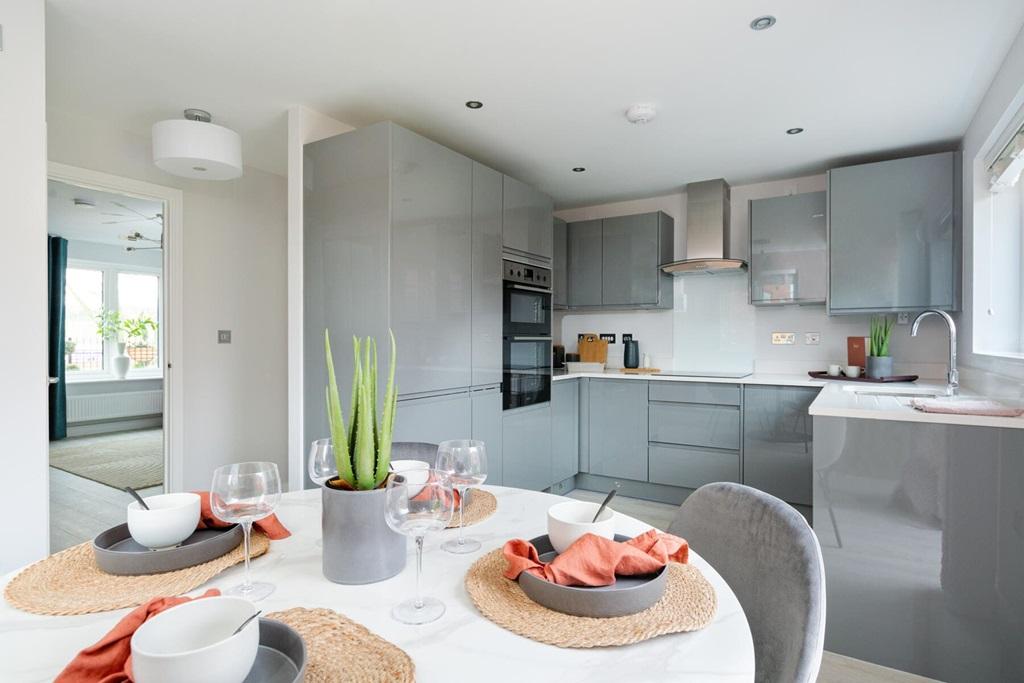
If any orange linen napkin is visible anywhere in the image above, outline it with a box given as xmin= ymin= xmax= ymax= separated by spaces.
xmin=195 ymin=491 xmax=291 ymax=540
xmin=54 ymin=589 xmax=220 ymax=683
xmin=503 ymin=529 xmax=688 ymax=587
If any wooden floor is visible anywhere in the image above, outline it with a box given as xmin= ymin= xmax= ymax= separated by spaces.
xmin=567 ymin=488 xmax=938 ymax=683
xmin=49 ymin=467 xmax=162 ymax=552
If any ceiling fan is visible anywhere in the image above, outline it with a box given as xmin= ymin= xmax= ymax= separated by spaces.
xmin=103 ymin=201 xmax=163 ymax=225
xmin=120 ymin=230 xmax=163 ymax=253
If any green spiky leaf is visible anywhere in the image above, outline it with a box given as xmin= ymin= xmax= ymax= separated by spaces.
xmin=324 ymin=330 xmax=354 ymax=486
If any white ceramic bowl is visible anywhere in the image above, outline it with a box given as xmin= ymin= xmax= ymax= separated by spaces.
xmin=390 ymin=460 xmax=431 ymax=497
xmin=131 ymin=596 xmax=260 ymax=683
xmin=127 ymin=492 xmax=201 ymax=549
xmin=547 ymin=500 xmax=616 ymax=554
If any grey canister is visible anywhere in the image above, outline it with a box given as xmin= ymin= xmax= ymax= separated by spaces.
xmin=321 ymin=484 xmax=406 ymax=584
xmin=866 ymin=355 xmax=893 ymax=379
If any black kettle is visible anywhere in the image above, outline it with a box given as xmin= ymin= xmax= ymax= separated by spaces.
xmin=623 ymin=339 xmax=640 ymax=369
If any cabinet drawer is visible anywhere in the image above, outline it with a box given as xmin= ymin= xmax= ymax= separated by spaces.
xmin=649 ymin=444 xmax=739 ymax=489
xmin=649 ymin=382 xmax=740 ymax=406
xmin=649 ymin=403 xmax=740 ymax=450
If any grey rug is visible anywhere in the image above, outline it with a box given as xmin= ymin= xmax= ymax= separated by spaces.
xmin=50 ymin=428 xmax=164 ymax=490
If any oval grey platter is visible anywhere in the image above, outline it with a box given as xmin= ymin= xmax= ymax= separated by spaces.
xmin=243 ymin=618 xmax=306 ymax=683
xmin=92 ymin=523 xmax=243 ymax=575
xmin=517 ymin=534 xmax=667 ymax=618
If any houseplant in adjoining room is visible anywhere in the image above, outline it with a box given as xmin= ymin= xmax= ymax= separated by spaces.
xmin=319 ymin=329 xmax=405 ymax=584
xmin=867 ymin=315 xmax=895 ymax=379
xmin=96 ymin=310 xmax=131 ymax=379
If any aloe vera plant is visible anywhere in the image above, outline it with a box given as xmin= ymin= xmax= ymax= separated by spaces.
xmin=324 ymin=329 xmax=397 ymax=490
xmin=869 ymin=316 xmax=895 ymax=357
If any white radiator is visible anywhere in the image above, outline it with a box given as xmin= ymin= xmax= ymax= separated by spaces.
xmin=67 ymin=390 xmax=163 ymax=423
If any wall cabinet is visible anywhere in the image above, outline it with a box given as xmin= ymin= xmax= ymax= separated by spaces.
xmin=828 ymin=151 xmax=959 ymax=314
xmin=587 ymin=379 xmax=648 ymax=481
xmin=502 ymin=403 xmax=552 ymax=491
xmin=502 ymin=175 xmax=553 ymax=261
xmin=551 ymin=379 xmax=579 ymax=484
xmin=552 ymin=217 xmax=568 ymax=309
xmin=749 ymin=191 xmax=827 ymax=305
xmin=742 ymin=385 xmax=815 ymax=505
xmin=565 ymin=211 xmax=673 ymax=310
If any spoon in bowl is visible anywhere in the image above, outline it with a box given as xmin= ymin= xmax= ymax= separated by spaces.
xmin=233 ymin=610 xmax=262 ymax=635
xmin=124 ymin=486 xmax=150 ymax=510
xmin=592 ymin=486 xmax=619 ymax=523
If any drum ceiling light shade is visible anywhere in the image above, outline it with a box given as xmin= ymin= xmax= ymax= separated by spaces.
xmin=152 ymin=109 xmax=243 ymax=180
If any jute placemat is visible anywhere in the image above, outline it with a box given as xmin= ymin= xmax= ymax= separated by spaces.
xmin=465 ymin=548 xmax=717 ymax=648
xmin=4 ymin=532 xmax=269 ymax=616
xmin=267 ymin=607 xmax=414 ymax=683
xmin=448 ymin=488 xmax=497 ymax=528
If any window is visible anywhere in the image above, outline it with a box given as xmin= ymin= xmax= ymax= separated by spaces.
xmin=65 ymin=261 xmax=162 ymax=380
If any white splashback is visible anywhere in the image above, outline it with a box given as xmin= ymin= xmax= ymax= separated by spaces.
xmin=672 ymin=274 xmax=754 ymax=373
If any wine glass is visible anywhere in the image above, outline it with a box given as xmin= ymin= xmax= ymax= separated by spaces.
xmin=384 ymin=467 xmax=454 ymax=625
xmin=308 ymin=438 xmax=336 ymax=486
xmin=435 ymin=439 xmax=487 ymax=554
xmin=211 ymin=461 xmax=282 ymax=601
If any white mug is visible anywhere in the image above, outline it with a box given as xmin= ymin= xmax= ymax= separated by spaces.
xmin=827 ymin=364 xmax=842 ymax=377
xmin=845 ymin=365 xmax=862 ymax=378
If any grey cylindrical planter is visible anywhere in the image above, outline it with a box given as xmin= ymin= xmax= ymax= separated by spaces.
xmin=321 ymin=484 xmax=406 ymax=584
xmin=866 ymin=355 xmax=893 ymax=379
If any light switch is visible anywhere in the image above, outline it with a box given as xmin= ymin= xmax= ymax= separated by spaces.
xmin=217 ymin=330 xmax=232 ymax=344
xmin=772 ymin=332 xmax=796 ymax=345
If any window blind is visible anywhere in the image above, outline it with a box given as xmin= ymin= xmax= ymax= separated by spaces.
xmin=989 ymin=121 xmax=1024 ymax=192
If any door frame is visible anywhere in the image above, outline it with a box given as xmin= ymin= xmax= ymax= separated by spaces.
xmin=48 ymin=162 xmax=185 ymax=492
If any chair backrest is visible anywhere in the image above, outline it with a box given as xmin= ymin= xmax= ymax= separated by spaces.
xmin=668 ymin=483 xmax=825 ymax=683
xmin=390 ymin=442 xmax=439 ymax=465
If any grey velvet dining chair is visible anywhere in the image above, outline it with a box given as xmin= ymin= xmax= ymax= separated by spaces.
xmin=667 ymin=482 xmax=826 ymax=683
xmin=390 ymin=442 xmax=439 ymax=464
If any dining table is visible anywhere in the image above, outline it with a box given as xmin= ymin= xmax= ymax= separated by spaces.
xmin=0 ymin=486 xmax=755 ymax=682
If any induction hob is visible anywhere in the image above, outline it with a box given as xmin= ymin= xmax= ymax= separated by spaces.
xmin=655 ymin=370 xmax=752 ymax=379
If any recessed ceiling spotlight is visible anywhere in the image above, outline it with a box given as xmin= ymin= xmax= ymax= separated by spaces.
xmin=786 ymin=127 xmax=805 ymax=135
xmin=572 ymin=167 xmax=586 ymax=173
xmin=465 ymin=100 xmax=483 ymax=109
xmin=72 ymin=198 xmax=96 ymax=209
xmin=750 ymin=15 xmax=776 ymax=31
xmin=625 ymin=103 xmax=657 ymax=124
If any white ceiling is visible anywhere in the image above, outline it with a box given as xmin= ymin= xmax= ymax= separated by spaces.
xmin=48 ymin=180 xmax=163 ymax=246
xmin=46 ymin=1 xmax=1024 ymax=207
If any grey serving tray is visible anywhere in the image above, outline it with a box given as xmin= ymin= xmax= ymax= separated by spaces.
xmin=517 ymin=534 xmax=667 ymax=618
xmin=243 ymin=618 xmax=306 ymax=683
xmin=92 ymin=523 xmax=243 ymax=575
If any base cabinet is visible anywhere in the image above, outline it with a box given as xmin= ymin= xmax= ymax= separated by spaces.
xmin=551 ymin=380 xmax=579 ymax=485
xmin=742 ymin=385 xmax=815 ymax=505
xmin=472 ymin=388 xmax=503 ymax=486
xmin=587 ymin=380 xmax=648 ymax=481
xmin=393 ymin=391 xmax=472 ymax=445
xmin=502 ymin=403 xmax=552 ymax=491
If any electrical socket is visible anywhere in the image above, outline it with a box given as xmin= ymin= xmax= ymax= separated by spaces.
xmin=622 ymin=333 xmax=633 ymax=343
xmin=217 ymin=330 xmax=232 ymax=344
xmin=897 ymin=312 xmax=910 ymax=325
xmin=599 ymin=333 xmax=616 ymax=343
xmin=772 ymin=332 xmax=796 ymax=345
xmin=805 ymin=332 xmax=821 ymax=345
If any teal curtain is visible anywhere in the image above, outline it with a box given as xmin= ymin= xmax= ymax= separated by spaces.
xmin=48 ymin=235 xmax=68 ymax=441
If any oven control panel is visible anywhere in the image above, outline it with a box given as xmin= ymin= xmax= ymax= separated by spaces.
xmin=503 ymin=259 xmax=551 ymax=288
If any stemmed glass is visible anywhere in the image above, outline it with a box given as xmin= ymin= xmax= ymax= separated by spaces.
xmin=211 ymin=461 xmax=282 ymax=601
xmin=435 ymin=439 xmax=487 ymax=554
xmin=384 ymin=467 xmax=454 ymax=624
xmin=307 ymin=439 xmax=336 ymax=548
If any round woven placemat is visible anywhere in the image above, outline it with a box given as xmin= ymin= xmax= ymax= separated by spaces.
xmin=267 ymin=607 xmax=414 ymax=683
xmin=465 ymin=548 xmax=717 ymax=648
xmin=4 ymin=532 xmax=269 ymax=616
xmin=448 ymin=488 xmax=497 ymax=528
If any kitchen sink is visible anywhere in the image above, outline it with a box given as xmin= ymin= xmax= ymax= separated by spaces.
xmin=854 ymin=390 xmax=940 ymax=399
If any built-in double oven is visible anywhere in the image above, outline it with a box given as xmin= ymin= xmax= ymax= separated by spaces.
xmin=502 ymin=259 xmax=552 ymax=410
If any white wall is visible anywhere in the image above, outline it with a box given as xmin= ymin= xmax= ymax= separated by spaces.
xmin=555 ymin=175 xmax=951 ymax=377
xmin=47 ymin=109 xmax=290 ymax=490
xmin=0 ymin=0 xmax=49 ymax=571
xmin=959 ymin=24 xmax=1024 ymax=396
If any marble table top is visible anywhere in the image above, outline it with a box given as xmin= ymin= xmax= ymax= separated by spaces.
xmin=0 ymin=486 xmax=755 ymax=682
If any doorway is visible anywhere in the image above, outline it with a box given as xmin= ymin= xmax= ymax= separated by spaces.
xmin=46 ymin=165 xmax=183 ymax=552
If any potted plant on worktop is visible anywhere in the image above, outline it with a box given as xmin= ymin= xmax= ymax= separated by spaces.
xmin=867 ymin=315 xmax=895 ymax=379
xmin=320 ymin=329 xmax=405 ymax=584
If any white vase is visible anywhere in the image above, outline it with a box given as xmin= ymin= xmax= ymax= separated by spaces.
xmin=112 ymin=342 xmax=131 ymax=379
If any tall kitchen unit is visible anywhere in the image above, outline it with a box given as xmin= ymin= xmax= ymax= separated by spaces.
xmin=303 ymin=122 xmax=503 ymax=484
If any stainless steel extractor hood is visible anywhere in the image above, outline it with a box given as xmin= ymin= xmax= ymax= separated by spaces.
xmin=660 ymin=179 xmax=747 ymax=275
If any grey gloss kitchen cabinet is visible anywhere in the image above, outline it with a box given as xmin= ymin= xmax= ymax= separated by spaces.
xmin=588 ymin=380 xmax=648 ymax=481
xmin=471 ymin=162 xmax=503 ymax=387
xmin=393 ymin=390 xmax=472 ymax=446
xmin=829 ymin=151 xmax=960 ymax=314
xmin=749 ymin=191 xmax=827 ymax=305
xmin=601 ymin=212 xmax=674 ymax=308
xmin=502 ymin=403 xmax=552 ymax=491
xmin=552 ymin=217 xmax=568 ymax=309
xmin=743 ymin=385 xmax=815 ymax=505
xmin=567 ymin=219 xmax=603 ymax=307
xmin=502 ymin=175 xmax=553 ymax=261
xmin=551 ymin=379 xmax=579 ymax=485
xmin=472 ymin=387 xmax=503 ymax=486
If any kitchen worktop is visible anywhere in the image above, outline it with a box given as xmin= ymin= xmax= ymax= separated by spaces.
xmin=552 ymin=368 xmax=825 ymax=388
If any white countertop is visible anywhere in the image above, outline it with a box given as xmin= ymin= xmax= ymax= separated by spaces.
xmin=0 ymin=487 xmax=755 ymax=683
xmin=553 ymin=369 xmax=824 ymax=388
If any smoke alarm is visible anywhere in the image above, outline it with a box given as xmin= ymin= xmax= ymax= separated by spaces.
xmin=625 ymin=103 xmax=657 ymax=124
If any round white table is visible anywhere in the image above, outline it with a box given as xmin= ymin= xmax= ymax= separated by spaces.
xmin=0 ymin=486 xmax=755 ymax=682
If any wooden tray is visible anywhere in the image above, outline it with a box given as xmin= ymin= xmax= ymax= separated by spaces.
xmin=808 ymin=371 xmax=919 ymax=383
xmin=620 ymin=368 xmax=662 ymax=375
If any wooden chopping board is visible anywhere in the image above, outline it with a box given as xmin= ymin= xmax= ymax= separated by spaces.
xmin=577 ymin=333 xmax=609 ymax=363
